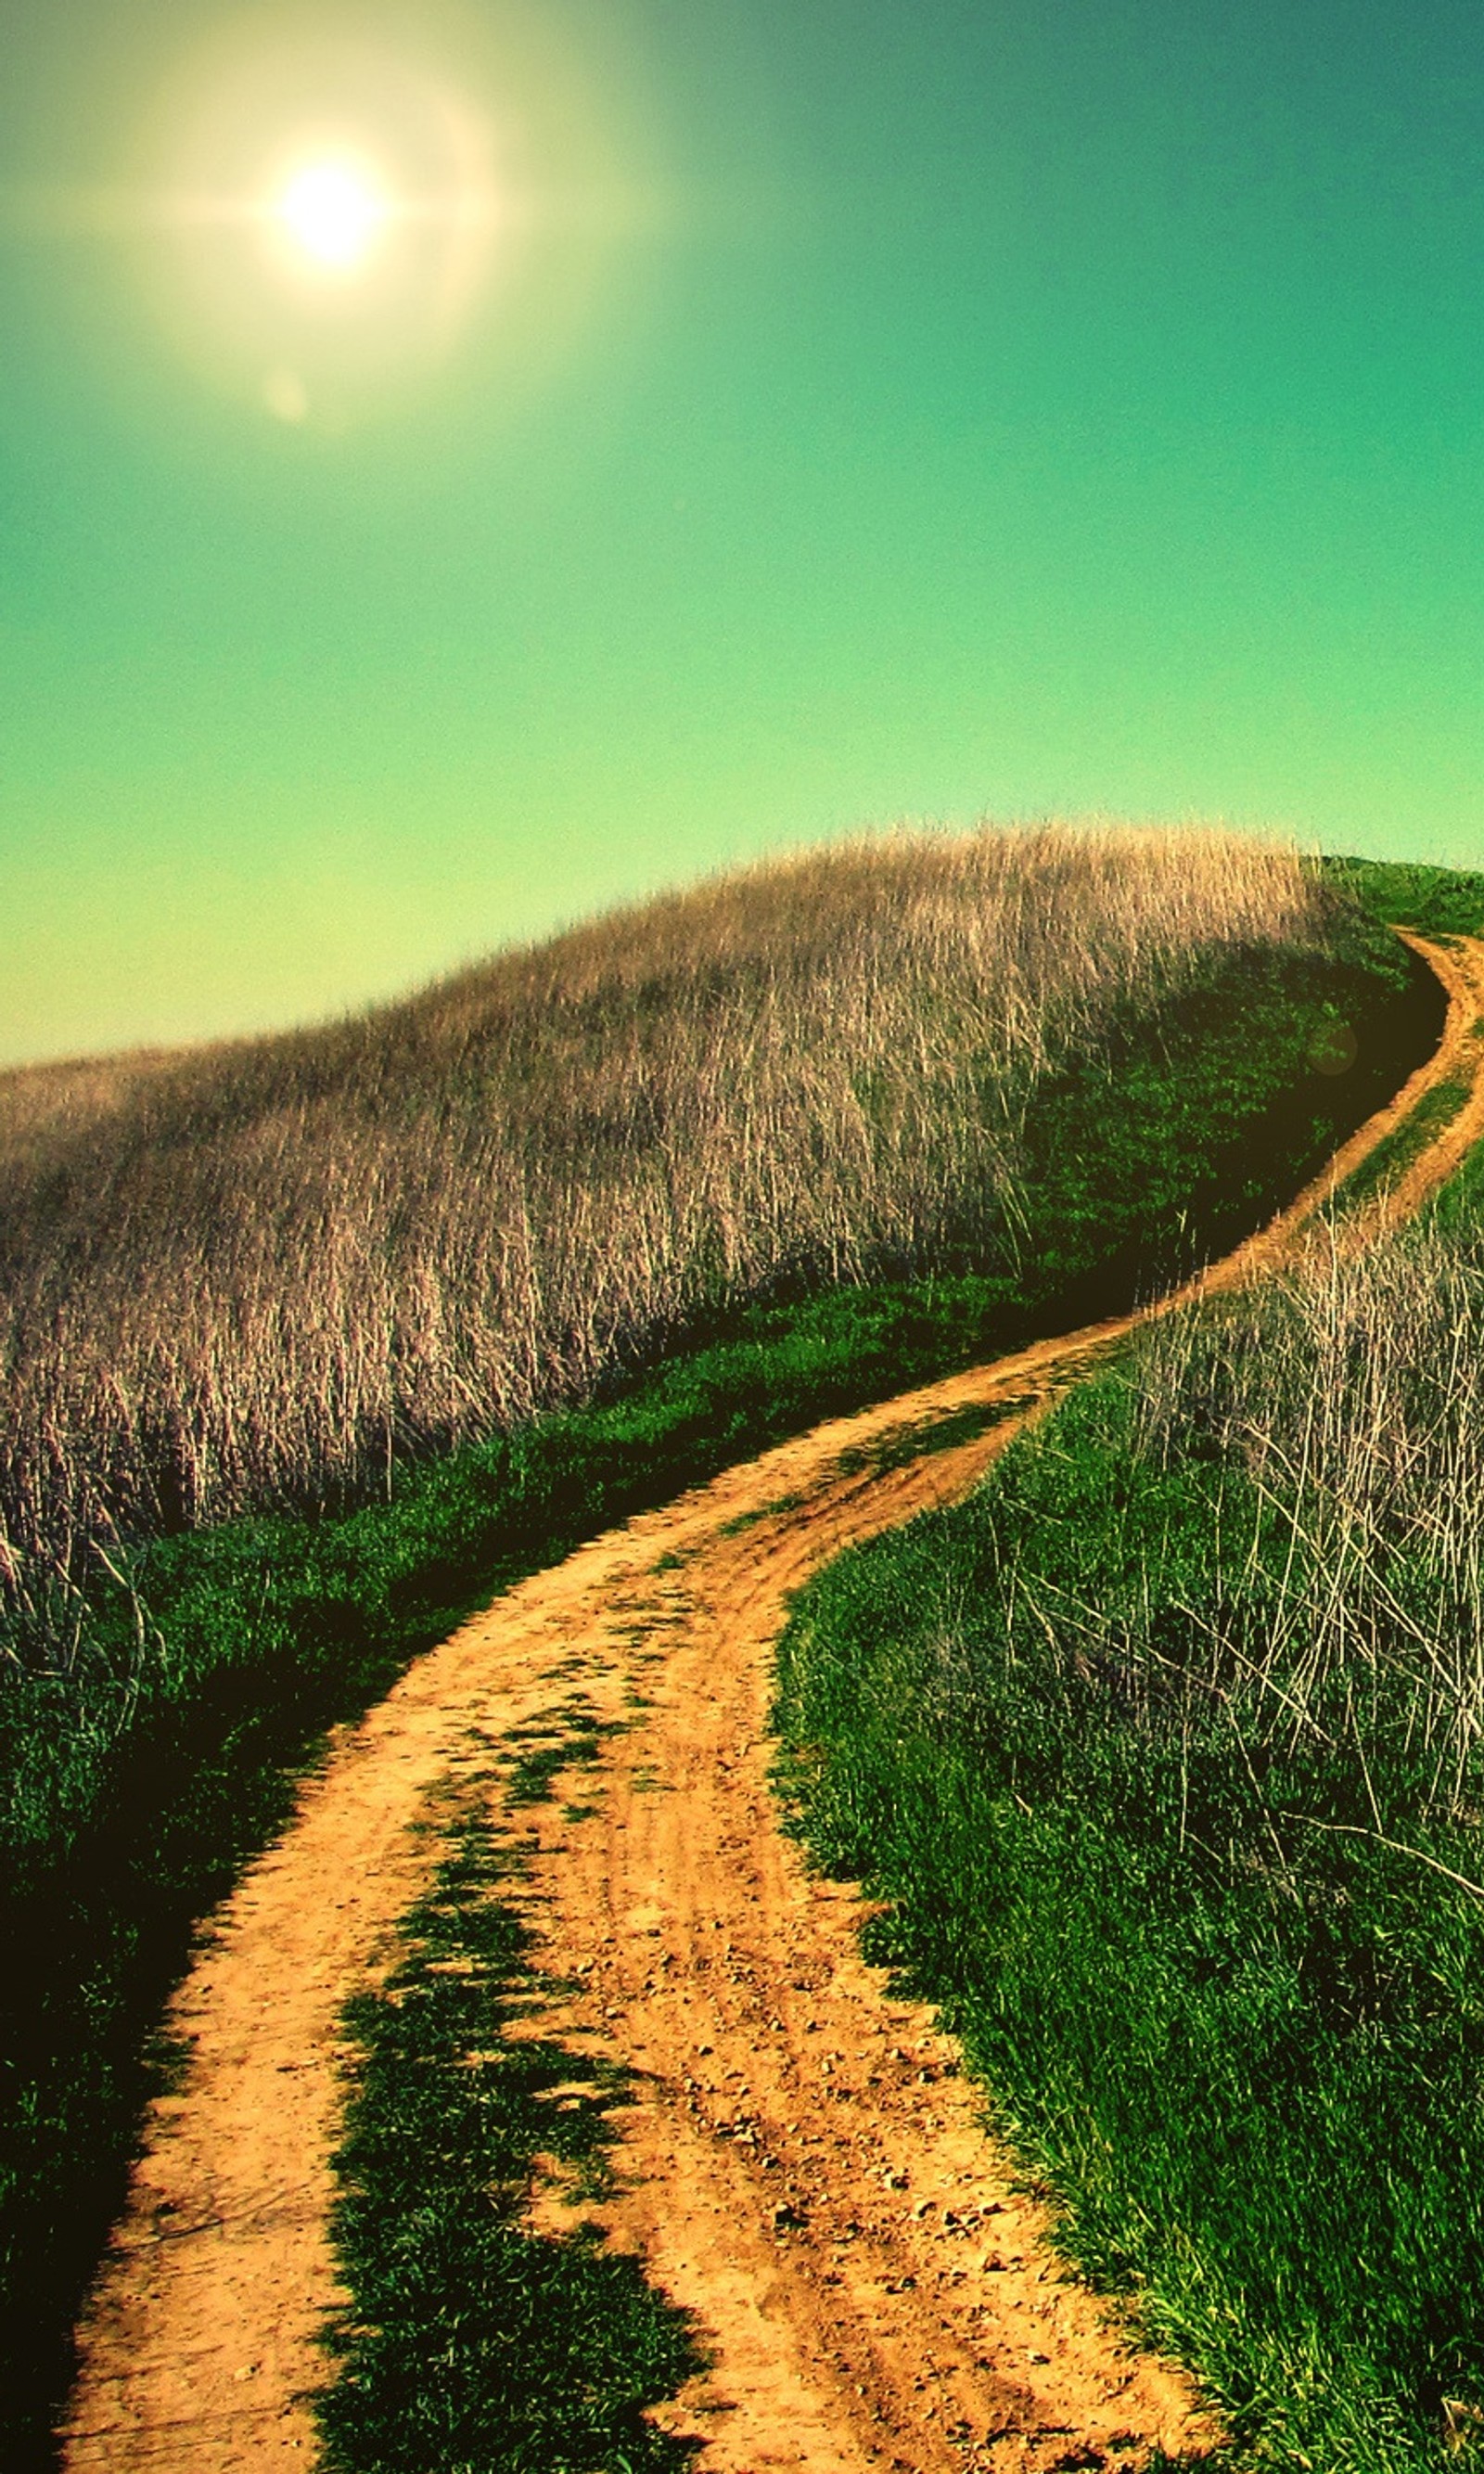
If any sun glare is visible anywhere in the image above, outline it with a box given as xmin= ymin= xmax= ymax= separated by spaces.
xmin=274 ymin=157 xmax=390 ymax=272
xmin=127 ymin=11 xmax=639 ymax=428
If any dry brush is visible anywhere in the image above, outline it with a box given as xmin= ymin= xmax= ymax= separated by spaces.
xmin=0 ymin=821 xmax=1329 ymax=1582
xmin=1113 ymin=1216 xmax=1484 ymax=1829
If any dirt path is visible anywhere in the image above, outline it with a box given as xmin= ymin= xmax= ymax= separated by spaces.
xmin=59 ymin=936 xmax=1484 ymax=2474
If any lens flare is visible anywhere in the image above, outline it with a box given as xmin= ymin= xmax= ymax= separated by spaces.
xmin=119 ymin=20 xmax=518 ymax=422
xmin=27 ymin=6 xmax=653 ymax=431
xmin=274 ymin=157 xmax=390 ymax=272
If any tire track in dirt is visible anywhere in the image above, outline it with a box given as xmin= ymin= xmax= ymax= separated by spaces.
xmin=59 ymin=935 xmax=1484 ymax=2473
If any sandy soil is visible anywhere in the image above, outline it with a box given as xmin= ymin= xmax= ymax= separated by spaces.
xmin=58 ymin=934 xmax=1484 ymax=2474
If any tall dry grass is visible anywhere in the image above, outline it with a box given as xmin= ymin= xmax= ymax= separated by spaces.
xmin=0 ymin=821 xmax=1327 ymax=1582
xmin=0 ymin=1048 xmax=185 ymax=1185
xmin=1107 ymin=1217 xmax=1484 ymax=1827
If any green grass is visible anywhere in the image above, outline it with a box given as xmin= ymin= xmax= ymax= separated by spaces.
xmin=0 ymin=916 xmax=1442 ymax=2468
xmin=1422 ymin=1077 xmax=1484 ymax=1239
xmin=503 ymin=1700 xmax=629 ymax=1808
xmin=717 ymin=1491 xmax=807 ymax=1536
xmin=1318 ymin=852 xmax=1484 ymax=939
xmin=774 ymin=1362 xmax=1484 ymax=2474
xmin=1310 ymin=852 xmax=1484 ymax=1221
xmin=317 ymin=1741 xmax=700 ymax=2474
xmin=1323 ymin=1074 xmax=1473 ymax=1217
xmin=830 ymin=1392 xmax=1042 ymax=1478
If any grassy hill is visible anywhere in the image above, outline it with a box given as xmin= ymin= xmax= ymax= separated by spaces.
xmin=0 ymin=823 xmax=1449 ymax=2467
xmin=0 ymin=822 xmax=1421 ymax=1575
xmin=779 ymin=856 xmax=1484 ymax=2473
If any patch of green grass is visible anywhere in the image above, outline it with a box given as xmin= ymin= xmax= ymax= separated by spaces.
xmin=717 ymin=1492 xmax=808 ymax=1537
xmin=831 ymin=1391 xmax=1043 ymax=1478
xmin=1423 ymin=1095 xmax=1484 ymax=1239
xmin=774 ymin=1367 xmax=1484 ymax=2474
xmin=503 ymin=1701 xmax=626 ymax=1807
xmin=1323 ymin=1075 xmax=1473 ymax=1217
xmin=1317 ymin=853 xmax=1484 ymax=939
xmin=316 ymin=1773 xmax=699 ymax=2474
xmin=0 ymin=922 xmax=1442 ymax=2468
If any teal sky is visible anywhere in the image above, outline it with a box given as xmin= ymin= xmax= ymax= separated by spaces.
xmin=5 ymin=0 xmax=1484 ymax=1064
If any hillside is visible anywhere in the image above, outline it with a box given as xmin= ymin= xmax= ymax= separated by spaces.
xmin=0 ymin=821 xmax=1448 ymax=2469
xmin=0 ymin=823 xmax=1425 ymax=1583
xmin=779 ymin=873 xmax=1484 ymax=2472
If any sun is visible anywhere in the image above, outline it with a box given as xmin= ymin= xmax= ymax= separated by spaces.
xmin=132 ymin=13 xmax=637 ymax=427
xmin=273 ymin=156 xmax=391 ymax=272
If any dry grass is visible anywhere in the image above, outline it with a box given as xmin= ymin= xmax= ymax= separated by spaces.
xmin=0 ymin=1048 xmax=186 ymax=1182
xmin=1118 ymin=1214 xmax=1484 ymax=1827
xmin=0 ymin=821 xmax=1327 ymax=1583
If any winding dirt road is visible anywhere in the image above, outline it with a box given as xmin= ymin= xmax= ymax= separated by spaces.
xmin=60 ymin=936 xmax=1484 ymax=2473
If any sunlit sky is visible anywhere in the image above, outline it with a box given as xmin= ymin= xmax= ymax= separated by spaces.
xmin=5 ymin=0 xmax=1484 ymax=1065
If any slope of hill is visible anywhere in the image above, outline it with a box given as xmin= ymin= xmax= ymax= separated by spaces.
xmin=0 ymin=822 xmax=1445 ymax=2468
xmin=49 ymin=924 xmax=1484 ymax=2474
xmin=778 ymin=866 xmax=1484 ymax=2473
xmin=0 ymin=823 xmax=1423 ymax=1579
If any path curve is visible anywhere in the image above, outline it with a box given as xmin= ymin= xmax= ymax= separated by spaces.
xmin=60 ymin=935 xmax=1484 ymax=2473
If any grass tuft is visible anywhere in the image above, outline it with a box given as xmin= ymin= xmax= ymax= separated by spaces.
xmin=317 ymin=1772 xmax=699 ymax=2474
xmin=1323 ymin=1074 xmax=1472 ymax=1217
